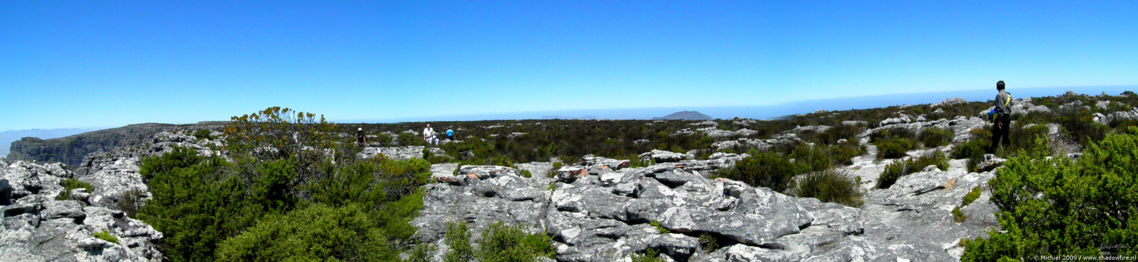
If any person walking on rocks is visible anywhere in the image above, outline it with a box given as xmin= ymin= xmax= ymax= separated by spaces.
xmin=356 ymin=127 xmax=366 ymax=147
xmin=989 ymin=80 xmax=1013 ymax=153
xmin=445 ymin=127 xmax=454 ymax=142
xmin=423 ymin=124 xmax=438 ymax=145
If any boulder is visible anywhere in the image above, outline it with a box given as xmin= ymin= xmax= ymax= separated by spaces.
xmin=639 ymin=150 xmax=690 ymax=163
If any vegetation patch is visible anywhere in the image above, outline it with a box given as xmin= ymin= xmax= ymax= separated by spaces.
xmin=720 ymin=150 xmax=798 ymax=192
xmin=56 ymin=178 xmax=94 ymax=200
xmin=94 ymin=230 xmax=119 ymax=244
xmin=475 ymin=222 xmax=554 ymax=262
xmin=875 ymin=138 xmax=916 ymax=159
xmin=876 ymin=151 xmax=946 ymax=189
xmin=961 ymin=186 xmax=981 ymax=207
xmin=919 ymin=127 xmax=954 ymax=148
xmin=791 ymin=169 xmax=863 ymax=207
xmin=962 ymin=127 xmax=1138 ymax=260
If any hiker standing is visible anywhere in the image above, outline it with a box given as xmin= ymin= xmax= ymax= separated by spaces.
xmin=356 ymin=127 xmax=366 ymax=147
xmin=423 ymin=124 xmax=438 ymax=146
xmin=445 ymin=128 xmax=454 ymax=142
xmin=989 ymin=80 xmax=1012 ymax=153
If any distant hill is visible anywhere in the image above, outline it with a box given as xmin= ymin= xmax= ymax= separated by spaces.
xmin=0 ymin=128 xmax=95 ymax=157
xmin=7 ymin=122 xmax=227 ymax=168
xmin=654 ymin=111 xmax=712 ymax=120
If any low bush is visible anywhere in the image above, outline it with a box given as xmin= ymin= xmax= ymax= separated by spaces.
xmin=962 ymin=127 xmax=1138 ymax=260
xmin=631 ymin=248 xmax=663 ymax=262
xmin=94 ymin=230 xmax=119 ymax=244
xmin=791 ymin=170 xmax=863 ymax=207
xmin=952 ymin=129 xmax=992 ymax=172
xmin=698 ymin=233 xmax=719 ymax=253
xmin=912 ymin=150 xmax=949 ymax=171
xmin=790 ymin=143 xmax=833 ymax=173
xmin=57 ymin=178 xmax=94 ymax=200
xmin=828 ymin=139 xmax=866 ymax=165
xmin=720 ymin=150 xmax=798 ymax=192
xmin=876 ymin=138 xmax=916 ymax=159
xmin=870 ymin=127 xmax=916 ymax=143
xmin=215 ymin=203 xmax=395 ymax=261
xmin=919 ymin=127 xmax=954 ymax=148
xmin=876 ymin=151 xmax=944 ymax=189
xmin=445 ymin=222 xmax=474 ymax=262
xmin=193 ymin=129 xmax=212 ymax=140
xmin=1006 ymin=124 xmax=1051 ymax=156
xmin=476 ymin=222 xmax=554 ymax=262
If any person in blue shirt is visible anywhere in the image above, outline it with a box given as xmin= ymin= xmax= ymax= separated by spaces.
xmin=445 ymin=128 xmax=455 ymax=141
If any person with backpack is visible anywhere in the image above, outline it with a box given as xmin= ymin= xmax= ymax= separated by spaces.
xmin=989 ymin=80 xmax=1012 ymax=153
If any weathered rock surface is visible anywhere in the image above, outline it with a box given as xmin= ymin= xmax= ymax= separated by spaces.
xmin=414 ymin=146 xmax=1001 ymax=261
xmin=8 ymin=122 xmax=227 ymax=169
xmin=639 ymin=150 xmax=692 ymax=163
xmin=1 ymin=160 xmax=162 ymax=261
xmin=357 ymin=146 xmax=427 ymax=160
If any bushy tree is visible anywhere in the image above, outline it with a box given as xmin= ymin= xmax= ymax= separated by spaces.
xmin=224 ymin=106 xmax=337 ymax=158
xmin=963 ymin=128 xmax=1138 ymax=260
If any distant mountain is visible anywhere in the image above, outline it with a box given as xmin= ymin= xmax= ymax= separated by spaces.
xmin=0 ymin=128 xmax=96 ymax=157
xmin=654 ymin=111 xmax=712 ymax=121
xmin=7 ymin=122 xmax=227 ymax=168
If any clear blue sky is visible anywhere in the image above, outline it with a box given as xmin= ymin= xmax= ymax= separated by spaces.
xmin=2 ymin=0 xmax=1137 ymax=130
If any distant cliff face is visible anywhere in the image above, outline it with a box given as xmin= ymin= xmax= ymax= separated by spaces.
xmin=654 ymin=111 xmax=712 ymax=120
xmin=7 ymin=122 xmax=225 ymax=168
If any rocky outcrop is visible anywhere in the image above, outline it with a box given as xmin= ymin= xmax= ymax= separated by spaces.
xmin=8 ymin=122 xmax=226 ymax=169
xmin=865 ymin=115 xmax=988 ymax=144
xmin=639 ymin=150 xmax=692 ymax=163
xmin=357 ymin=146 xmax=427 ymax=160
xmin=414 ymin=145 xmax=1000 ymax=261
xmin=1 ymin=160 xmax=162 ymax=261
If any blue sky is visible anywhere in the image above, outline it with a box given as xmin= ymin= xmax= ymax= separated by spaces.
xmin=2 ymin=1 xmax=1137 ymax=130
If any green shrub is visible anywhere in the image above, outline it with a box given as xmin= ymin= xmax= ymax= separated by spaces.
xmin=962 ymin=186 xmax=981 ymax=206
xmin=791 ymin=170 xmax=863 ymax=207
xmin=952 ymin=207 xmax=967 ymax=223
xmin=56 ymin=178 xmax=94 ymax=200
xmin=919 ymin=127 xmax=954 ymax=148
xmin=650 ymin=220 xmax=670 ymax=234
xmin=912 ymin=150 xmax=949 ymax=171
xmin=720 ymin=150 xmax=798 ymax=192
xmin=790 ymin=143 xmax=833 ymax=173
xmin=876 ymin=160 xmax=913 ymax=189
xmin=870 ymin=127 xmax=916 ymax=143
xmin=215 ymin=203 xmax=396 ymax=261
xmin=1006 ymin=124 xmax=1051 ymax=157
xmin=445 ymin=222 xmax=474 ymax=262
xmin=952 ymin=129 xmax=991 ymax=172
xmin=138 ymin=146 xmax=203 ymax=181
xmin=875 ymin=138 xmax=916 ymax=159
xmin=876 ymin=151 xmax=947 ymax=189
xmin=829 ymin=139 xmax=867 ymax=165
xmin=631 ymin=248 xmax=663 ymax=262
xmin=408 ymin=243 xmax=436 ymax=262
xmin=475 ymin=222 xmax=554 ymax=262
xmin=698 ymin=233 xmax=719 ymax=253
xmin=962 ymin=127 xmax=1138 ymax=260
xmin=94 ymin=230 xmax=119 ymax=244
xmin=193 ymin=129 xmax=212 ymax=140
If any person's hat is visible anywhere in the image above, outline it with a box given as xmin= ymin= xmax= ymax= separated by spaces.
xmin=358 ymin=127 xmax=362 ymax=131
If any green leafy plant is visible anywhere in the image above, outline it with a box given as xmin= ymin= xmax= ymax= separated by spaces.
xmin=876 ymin=150 xmax=946 ymax=189
xmin=193 ymin=129 xmax=213 ymax=140
xmin=698 ymin=233 xmax=719 ymax=253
